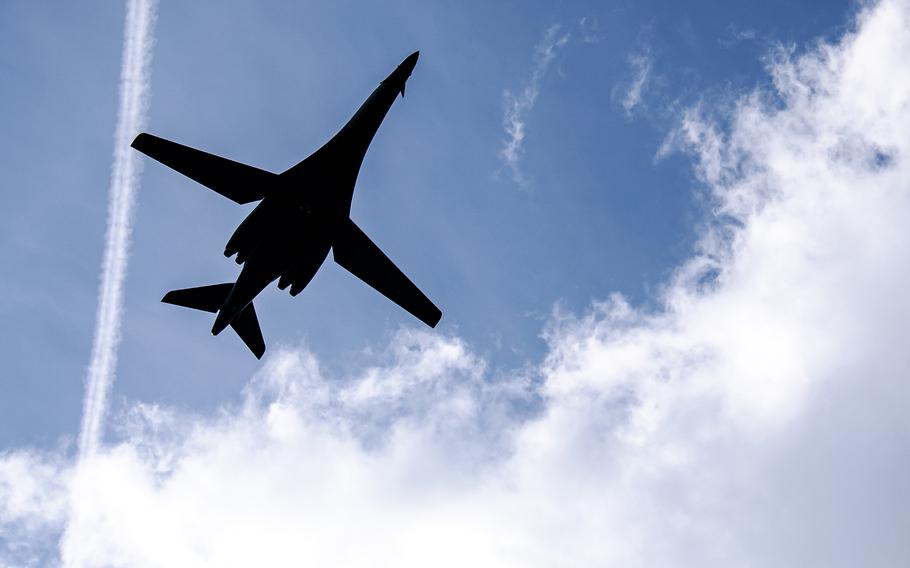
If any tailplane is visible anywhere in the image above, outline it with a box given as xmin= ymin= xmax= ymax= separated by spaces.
xmin=228 ymin=303 xmax=265 ymax=359
xmin=162 ymin=283 xmax=266 ymax=359
xmin=162 ymin=283 xmax=233 ymax=313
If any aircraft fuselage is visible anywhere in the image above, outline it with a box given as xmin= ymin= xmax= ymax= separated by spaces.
xmin=133 ymin=50 xmax=439 ymax=359
xmin=211 ymin=51 xmax=420 ymax=335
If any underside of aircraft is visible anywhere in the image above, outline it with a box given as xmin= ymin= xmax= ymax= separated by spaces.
xmin=131 ymin=51 xmax=441 ymax=358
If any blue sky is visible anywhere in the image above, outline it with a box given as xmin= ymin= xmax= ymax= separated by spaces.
xmin=7 ymin=1 xmax=910 ymax=566
xmin=0 ymin=0 xmax=853 ymax=447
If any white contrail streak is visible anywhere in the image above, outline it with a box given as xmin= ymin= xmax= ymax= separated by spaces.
xmin=78 ymin=0 xmax=157 ymax=459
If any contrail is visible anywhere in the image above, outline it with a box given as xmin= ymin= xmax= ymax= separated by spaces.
xmin=78 ymin=0 xmax=157 ymax=459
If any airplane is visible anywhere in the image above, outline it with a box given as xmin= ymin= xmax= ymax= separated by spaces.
xmin=131 ymin=51 xmax=441 ymax=359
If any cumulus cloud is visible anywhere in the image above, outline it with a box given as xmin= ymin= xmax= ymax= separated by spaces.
xmin=0 ymin=452 xmax=69 ymax=567
xmin=4 ymin=1 xmax=910 ymax=566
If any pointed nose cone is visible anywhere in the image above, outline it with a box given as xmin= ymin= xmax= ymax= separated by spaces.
xmin=382 ymin=50 xmax=420 ymax=96
xmin=400 ymin=50 xmax=419 ymax=75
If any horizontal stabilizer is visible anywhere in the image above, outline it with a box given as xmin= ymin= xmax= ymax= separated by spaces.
xmin=230 ymin=303 xmax=266 ymax=359
xmin=162 ymin=283 xmax=265 ymax=359
xmin=333 ymin=219 xmax=441 ymax=328
xmin=132 ymin=133 xmax=276 ymax=204
xmin=162 ymin=283 xmax=233 ymax=313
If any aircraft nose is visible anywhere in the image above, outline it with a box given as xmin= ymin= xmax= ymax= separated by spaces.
xmin=401 ymin=50 xmax=419 ymax=74
xmin=382 ymin=50 xmax=420 ymax=96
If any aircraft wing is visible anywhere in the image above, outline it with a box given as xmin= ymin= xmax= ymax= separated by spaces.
xmin=333 ymin=219 xmax=442 ymax=328
xmin=132 ymin=133 xmax=276 ymax=204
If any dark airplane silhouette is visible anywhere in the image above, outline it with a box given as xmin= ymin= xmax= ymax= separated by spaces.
xmin=131 ymin=51 xmax=440 ymax=359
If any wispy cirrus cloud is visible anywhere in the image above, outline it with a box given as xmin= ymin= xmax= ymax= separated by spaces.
xmin=5 ymin=1 xmax=910 ymax=566
xmin=578 ymin=16 xmax=605 ymax=44
xmin=499 ymin=18 xmax=604 ymax=185
xmin=619 ymin=46 xmax=652 ymax=116
xmin=499 ymin=24 xmax=571 ymax=185
xmin=718 ymin=24 xmax=758 ymax=48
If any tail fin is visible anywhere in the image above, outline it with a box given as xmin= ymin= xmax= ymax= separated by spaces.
xmin=229 ymin=303 xmax=265 ymax=359
xmin=162 ymin=284 xmax=266 ymax=359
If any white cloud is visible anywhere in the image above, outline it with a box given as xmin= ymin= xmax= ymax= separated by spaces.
xmin=578 ymin=16 xmax=604 ymax=45
xmin=5 ymin=0 xmax=910 ymax=566
xmin=0 ymin=451 xmax=68 ymax=567
xmin=620 ymin=48 xmax=652 ymax=115
xmin=499 ymin=19 xmax=602 ymax=185
xmin=718 ymin=24 xmax=758 ymax=48
xmin=500 ymin=24 xmax=571 ymax=185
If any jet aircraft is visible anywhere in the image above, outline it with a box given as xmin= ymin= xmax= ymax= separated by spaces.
xmin=131 ymin=51 xmax=441 ymax=359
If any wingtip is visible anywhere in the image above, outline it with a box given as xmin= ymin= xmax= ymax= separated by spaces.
xmin=247 ymin=337 xmax=266 ymax=359
xmin=130 ymin=132 xmax=148 ymax=149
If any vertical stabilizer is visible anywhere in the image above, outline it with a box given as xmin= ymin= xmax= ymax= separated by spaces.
xmin=162 ymin=283 xmax=266 ymax=359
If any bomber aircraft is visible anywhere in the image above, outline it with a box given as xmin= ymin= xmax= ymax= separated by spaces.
xmin=132 ymin=51 xmax=440 ymax=359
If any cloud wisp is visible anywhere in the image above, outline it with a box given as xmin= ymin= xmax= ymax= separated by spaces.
xmin=620 ymin=48 xmax=652 ymax=115
xmin=78 ymin=0 xmax=157 ymax=459
xmin=4 ymin=1 xmax=910 ymax=566
xmin=499 ymin=24 xmax=571 ymax=185
xmin=578 ymin=16 xmax=605 ymax=45
xmin=718 ymin=24 xmax=758 ymax=49
xmin=499 ymin=18 xmax=603 ymax=184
